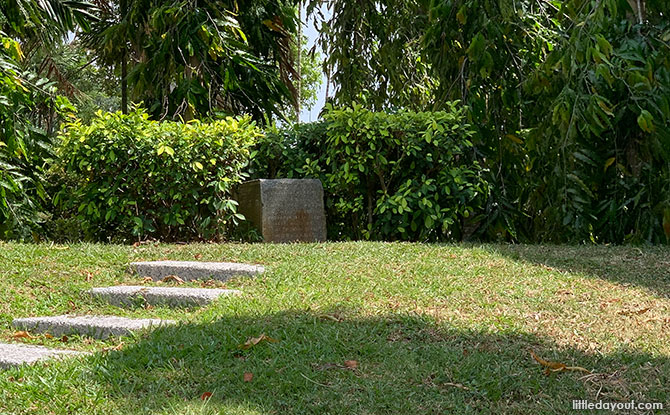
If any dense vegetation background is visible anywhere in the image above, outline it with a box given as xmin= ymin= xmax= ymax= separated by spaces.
xmin=1 ymin=0 xmax=669 ymax=243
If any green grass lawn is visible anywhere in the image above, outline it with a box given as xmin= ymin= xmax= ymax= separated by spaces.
xmin=0 ymin=242 xmax=668 ymax=414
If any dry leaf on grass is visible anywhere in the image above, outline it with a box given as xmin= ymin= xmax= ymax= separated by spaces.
xmin=599 ymin=298 xmax=621 ymax=309
xmin=200 ymin=392 xmax=212 ymax=401
xmin=343 ymin=360 xmax=358 ymax=369
xmin=84 ymin=271 xmax=93 ymax=282
xmin=141 ymin=277 xmax=153 ymax=284
xmin=443 ymin=382 xmax=470 ymax=390
xmin=12 ymin=331 xmax=34 ymax=339
xmin=194 ymin=254 xmax=203 ymax=260
xmin=201 ymin=279 xmax=226 ymax=288
xmin=318 ymin=314 xmax=343 ymax=322
xmin=161 ymin=275 xmax=185 ymax=284
xmin=617 ymin=307 xmax=651 ymax=316
xmin=243 ymin=372 xmax=254 ymax=382
xmin=530 ymin=350 xmax=591 ymax=375
xmin=239 ymin=334 xmax=278 ymax=350
xmin=60 ymin=335 xmax=69 ymax=343
xmin=102 ymin=342 xmax=125 ymax=352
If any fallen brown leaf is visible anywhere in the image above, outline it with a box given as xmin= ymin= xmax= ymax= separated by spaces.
xmin=84 ymin=271 xmax=93 ymax=282
xmin=599 ymin=298 xmax=621 ymax=309
xmin=102 ymin=342 xmax=125 ymax=352
xmin=243 ymin=372 xmax=253 ymax=382
xmin=530 ymin=350 xmax=590 ymax=375
xmin=141 ymin=276 xmax=153 ymax=284
xmin=44 ymin=333 xmax=54 ymax=339
xmin=200 ymin=392 xmax=212 ymax=401
xmin=319 ymin=314 xmax=342 ymax=322
xmin=644 ymin=317 xmax=670 ymax=324
xmin=12 ymin=331 xmax=34 ymax=339
xmin=343 ymin=360 xmax=358 ymax=369
xmin=239 ymin=334 xmax=278 ymax=350
xmin=443 ymin=382 xmax=470 ymax=390
xmin=162 ymin=275 xmax=184 ymax=284
xmin=194 ymin=254 xmax=203 ymax=260
xmin=200 ymin=279 xmax=223 ymax=288
xmin=60 ymin=335 xmax=69 ymax=343
xmin=618 ymin=307 xmax=651 ymax=316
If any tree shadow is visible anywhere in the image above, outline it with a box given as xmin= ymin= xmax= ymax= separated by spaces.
xmin=487 ymin=244 xmax=670 ymax=299
xmin=85 ymin=309 xmax=669 ymax=414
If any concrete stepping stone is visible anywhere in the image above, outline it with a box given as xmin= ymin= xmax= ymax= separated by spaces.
xmin=0 ymin=342 xmax=85 ymax=369
xmin=130 ymin=260 xmax=264 ymax=282
xmin=12 ymin=315 xmax=175 ymax=340
xmin=89 ymin=285 xmax=242 ymax=307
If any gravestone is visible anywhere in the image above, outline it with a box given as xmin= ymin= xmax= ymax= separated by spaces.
xmin=235 ymin=179 xmax=327 ymax=243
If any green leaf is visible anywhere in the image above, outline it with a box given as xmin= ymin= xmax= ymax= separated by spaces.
xmin=637 ymin=110 xmax=654 ymax=133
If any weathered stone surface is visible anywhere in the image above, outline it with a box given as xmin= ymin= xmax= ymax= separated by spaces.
xmin=235 ymin=179 xmax=327 ymax=243
xmin=0 ymin=343 xmax=85 ymax=369
xmin=89 ymin=285 xmax=241 ymax=307
xmin=130 ymin=261 xmax=264 ymax=281
xmin=12 ymin=315 xmax=175 ymax=339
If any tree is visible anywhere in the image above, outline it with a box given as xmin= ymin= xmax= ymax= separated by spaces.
xmin=84 ymin=0 xmax=302 ymax=122
xmin=522 ymin=0 xmax=670 ymax=243
xmin=283 ymin=29 xmax=322 ymax=122
xmin=309 ymin=0 xmax=435 ymax=111
xmin=0 ymin=0 xmax=95 ymax=238
xmin=422 ymin=0 xmax=670 ymax=243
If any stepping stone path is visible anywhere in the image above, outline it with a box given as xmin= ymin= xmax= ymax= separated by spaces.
xmin=0 ymin=343 xmax=86 ymax=369
xmin=131 ymin=260 xmax=264 ymax=282
xmin=12 ymin=315 xmax=175 ymax=340
xmin=1 ymin=260 xmax=262 ymax=368
xmin=89 ymin=286 xmax=242 ymax=307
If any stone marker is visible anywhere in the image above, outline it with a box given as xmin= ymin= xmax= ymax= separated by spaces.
xmin=89 ymin=285 xmax=241 ymax=307
xmin=235 ymin=179 xmax=327 ymax=243
xmin=12 ymin=315 xmax=175 ymax=340
xmin=0 ymin=342 xmax=85 ymax=369
xmin=130 ymin=260 xmax=264 ymax=281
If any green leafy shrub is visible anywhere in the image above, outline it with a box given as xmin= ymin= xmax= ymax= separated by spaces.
xmin=54 ymin=108 xmax=261 ymax=241
xmin=252 ymin=103 xmax=488 ymax=241
xmin=249 ymin=121 xmax=326 ymax=180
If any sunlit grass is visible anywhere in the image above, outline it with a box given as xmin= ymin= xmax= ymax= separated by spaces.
xmin=0 ymin=242 xmax=668 ymax=414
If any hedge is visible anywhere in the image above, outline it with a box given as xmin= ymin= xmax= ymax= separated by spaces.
xmin=53 ymin=108 xmax=261 ymax=241
xmin=251 ymin=102 xmax=488 ymax=241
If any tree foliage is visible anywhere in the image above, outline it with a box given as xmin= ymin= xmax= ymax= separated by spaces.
xmin=0 ymin=0 xmax=93 ymax=239
xmin=310 ymin=0 xmax=435 ymax=110
xmin=84 ymin=0 xmax=301 ymax=121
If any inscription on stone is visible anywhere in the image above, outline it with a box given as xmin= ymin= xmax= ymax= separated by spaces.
xmin=235 ymin=179 xmax=327 ymax=242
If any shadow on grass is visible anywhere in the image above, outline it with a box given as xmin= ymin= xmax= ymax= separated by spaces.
xmin=488 ymin=245 xmax=670 ymax=299
xmin=89 ymin=310 xmax=669 ymax=414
